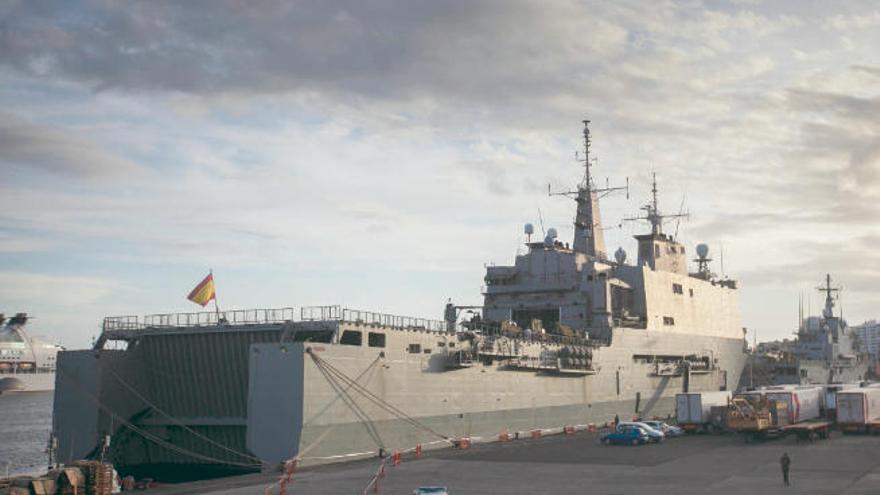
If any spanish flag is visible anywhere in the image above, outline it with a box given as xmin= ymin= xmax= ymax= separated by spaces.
xmin=187 ymin=273 xmax=216 ymax=307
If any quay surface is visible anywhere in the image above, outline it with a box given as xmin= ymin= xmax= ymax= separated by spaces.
xmin=150 ymin=430 xmax=880 ymax=494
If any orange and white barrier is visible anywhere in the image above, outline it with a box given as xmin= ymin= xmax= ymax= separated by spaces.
xmin=564 ymin=425 xmax=576 ymax=435
xmin=530 ymin=429 xmax=542 ymax=439
xmin=415 ymin=443 xmax=422 ymax=458
xmin=498 ymin=431 xmax=510 ymax=442
xmin=456 ymin=437 xmax=472 ymax=449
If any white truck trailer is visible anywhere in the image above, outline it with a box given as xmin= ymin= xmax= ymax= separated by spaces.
xmin=836 ymin=388 xmax=880 ymax=432
xmin=765 ymin=386 xmax=823 ymax=424
xmin=675 ymin=391 xmax=732 ymax=431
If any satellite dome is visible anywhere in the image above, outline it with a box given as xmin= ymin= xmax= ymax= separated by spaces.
xmin=547 ymin=227 xmax=558 ymax=239
xmin=614 ymin=247 xmax=627 ymax=265
xmin=696 ymin=243 xmax=710 ymax=259
xmin=524 ymin=223 xmax=534 ymax=235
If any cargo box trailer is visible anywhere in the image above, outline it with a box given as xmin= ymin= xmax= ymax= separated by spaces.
xmin=824 ymin=383 xmax=861 ymax=420
xmin=836 ymin=388 xmax=880 ymax=430
xmin=676 ymin=391 xmax=732 ymax=429
xmin=765 ymin=387 xmax=822 ymax=424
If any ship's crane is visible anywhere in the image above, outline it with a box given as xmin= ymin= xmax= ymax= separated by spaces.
xmin=444 ymin=300 xmax=483 ymax=331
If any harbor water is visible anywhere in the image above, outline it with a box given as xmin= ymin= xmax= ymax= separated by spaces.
xmin=0 ymin=391 xmax=52 ymax=477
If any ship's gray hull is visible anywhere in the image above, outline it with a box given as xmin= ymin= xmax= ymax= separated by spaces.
xmin=53 ymin=322 xmax=746 ymax=477
xmin=248 ymin=328 xmax=746 ymax=464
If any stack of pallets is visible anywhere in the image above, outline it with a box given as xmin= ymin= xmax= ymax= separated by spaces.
xmin=72 ymin=461 xmax=114 ymax=495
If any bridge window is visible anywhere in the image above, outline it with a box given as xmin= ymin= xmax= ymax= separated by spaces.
xmin=340 ymin=330 xmax=362 ymax=346
xmin=663 ymin=317 xmax=675 ymax=326
xmin=368 ymin=332 xmax=386 ymax=348
xmin=672 ymin=283 xmax=683 ymax=295
xmin=408 ymin=343 xmax=421 ymax=354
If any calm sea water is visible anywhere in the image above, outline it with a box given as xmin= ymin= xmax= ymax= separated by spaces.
xmin=0 ymin=391 xmax=52 ymax=476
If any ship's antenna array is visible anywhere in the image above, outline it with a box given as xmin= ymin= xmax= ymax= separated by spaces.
xmin=549 ymin=120 xmax=630 ymax=200
xmin=673 ymin=192 xmax=688 ymax=239
xmin=623 ymin=172 xmax=688 ymax=236
xmin=817 ymin=273 xmax=841 ymax=319
xmin=547 ymin=119 xmax=629 ymax=257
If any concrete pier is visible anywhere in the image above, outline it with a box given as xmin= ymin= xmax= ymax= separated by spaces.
xmin=150 ymin=430 xmax=880 ymax=494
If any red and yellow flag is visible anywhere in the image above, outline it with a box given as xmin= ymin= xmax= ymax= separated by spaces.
xmin=187 ymin=273 xmax=216 ymax=307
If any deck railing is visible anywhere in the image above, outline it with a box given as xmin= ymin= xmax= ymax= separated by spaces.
xmin=102 ymin=307 xmax=296 ymax=331
xmin=300 ymin=305 xmax=447 ymax=332
xmin=102 ymin=306 xmax=446 ymax=332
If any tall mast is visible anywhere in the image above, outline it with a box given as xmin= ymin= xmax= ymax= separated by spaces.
xmin=550 ymin=120 xmax=627 ymax=259
xmin=624 ymin=173 xmax=687 ymax=237
xmin=581 ymin=120 xmax=592 ymax=192
xmin=817 ymin=273 xmax=840 ymax=319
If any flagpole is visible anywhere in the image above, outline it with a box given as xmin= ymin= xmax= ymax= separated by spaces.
xmin=210 ymin=268 xmax=222 ymax=323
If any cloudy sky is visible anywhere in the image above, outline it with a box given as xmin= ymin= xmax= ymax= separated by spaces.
xmin=1 ymin=0 xmax=879 ymax=347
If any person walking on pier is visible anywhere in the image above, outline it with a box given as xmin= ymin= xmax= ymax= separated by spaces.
xmin=780 ymin=452 xmax=791 ymax=487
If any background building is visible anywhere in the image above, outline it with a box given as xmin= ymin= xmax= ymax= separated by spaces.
xmin=852 ymin=320 xmax=880 ymax=359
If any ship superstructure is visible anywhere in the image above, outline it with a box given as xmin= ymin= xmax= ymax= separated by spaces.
xmin=751 ymin=275 xmax=869 ymax=386
xmin=0 ymin=313 xmax=62 ymax=393
xmin=51 ymin=121 xmax=749 ymax=479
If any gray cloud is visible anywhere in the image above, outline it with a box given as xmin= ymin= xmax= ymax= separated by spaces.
xmin=0 ymin=112 xmax=144 ymax=179
xmin=3 ymin=1 xmax=880 ymax=341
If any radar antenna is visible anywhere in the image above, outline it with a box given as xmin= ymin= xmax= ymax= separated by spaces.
xmin=623 ymin=172 xmax=688 ymax=236
xmin=817 ymin=273 xmax=841 ymax=319
xmin=547 ymin=120 xmax=628 ymax=257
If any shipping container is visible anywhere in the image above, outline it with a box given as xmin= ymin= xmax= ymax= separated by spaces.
xmin=675 ymin=391 xmax=732 ymax=425
xmin=765 ymin=386 xmax=822 ymax=423
xmin=836 ymin=388 xmax=880 ymax=426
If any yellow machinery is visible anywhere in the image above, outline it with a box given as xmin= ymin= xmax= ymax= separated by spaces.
xmin=727 ymin=395 xmax=789 ymax=432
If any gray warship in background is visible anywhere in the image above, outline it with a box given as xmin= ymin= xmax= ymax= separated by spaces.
xmin=52 ymin=121 xmax=748 ymax=480
xmin=0 ymin=313 xmax=62 ymax=394
xmin=749 ymin=274 xmax=870 ymax=387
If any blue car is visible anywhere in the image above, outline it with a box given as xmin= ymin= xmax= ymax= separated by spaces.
xmin=600 ymin=425 xmax=648 ymax=446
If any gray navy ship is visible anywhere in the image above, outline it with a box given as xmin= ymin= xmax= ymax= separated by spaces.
xmin=52 ymin=121 xmax=749 ymax=479
xmin=0 ymin=313 xmax=62 ymax=394
xmin=750 ymin=274 xmax=870 ymax=387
